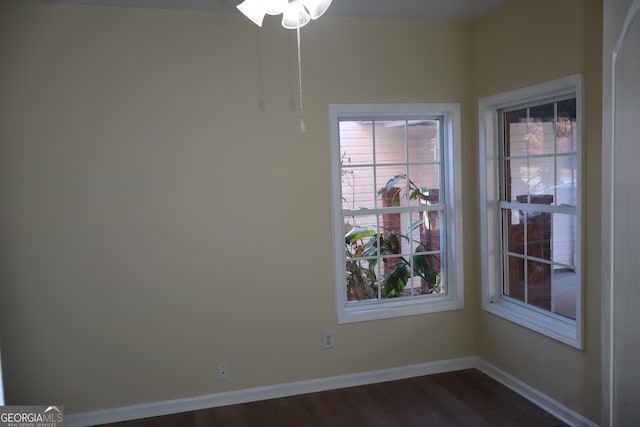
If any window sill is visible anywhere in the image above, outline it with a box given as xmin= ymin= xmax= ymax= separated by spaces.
xmin=338 ymin=294 xmax=463 ymax=324
xmin=482 ymin=297 xmax=582 ymax=349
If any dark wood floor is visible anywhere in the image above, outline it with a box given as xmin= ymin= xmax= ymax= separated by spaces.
xmin=97 ymin=369 xmax=568 ymax=427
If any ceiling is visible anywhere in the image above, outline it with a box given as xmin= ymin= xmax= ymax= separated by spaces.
xmin=19 ymin=0 xmax=507 ymax=21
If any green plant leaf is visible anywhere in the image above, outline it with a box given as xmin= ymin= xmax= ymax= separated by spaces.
xmin=377 ymin=174 xmax=407 ymax=197
xmin=409 ymin=187 xmax=430 ymax=200
xmin=412 ymin=250 xmax=438 ymax=284
xmin=406 ymin=218 xmax=425 ymax=235
xmin=368 ymin=260 xmax=377 ymax=282
xmin=383 ymin=262 xmax=409 ymax=298
xmin=380 ymin=231 xmax=402 ymax=254
xmin=358 ymin=235 xmax=379 ymax=257
xmin=345 ymin=227 xmax=377 ymax=244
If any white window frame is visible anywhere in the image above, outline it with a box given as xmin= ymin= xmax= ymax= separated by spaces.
xmin=479 ymin=74 xmax=583 ymax=349
xmin=330 ymin=103 xmax=464 ymax=324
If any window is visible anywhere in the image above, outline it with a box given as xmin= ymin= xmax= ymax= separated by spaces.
xmin=479 ymin=75 xmax=583 ymax=348
xmin=330 ymin=103 xmax=464 ymax=323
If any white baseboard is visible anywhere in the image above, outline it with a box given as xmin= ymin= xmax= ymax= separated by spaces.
xmin=65 ymin=356 xmax=477 ymax=427
xmin=475 ymin=359 xmax=599 ymax=427
xmin=66 ymin=356 xmax=598 ymax=427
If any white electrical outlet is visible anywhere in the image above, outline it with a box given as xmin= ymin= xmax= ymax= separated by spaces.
xmin=218 ymin=363 xmax=228 ymax=380
xmin=323 ymin=331 xmax=333 ymax=349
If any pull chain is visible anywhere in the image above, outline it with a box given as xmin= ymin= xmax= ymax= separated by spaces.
xmin=296 ymin=20 xmax=305 ymax=133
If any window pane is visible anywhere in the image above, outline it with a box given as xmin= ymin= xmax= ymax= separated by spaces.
xmin=504 ymin=254 xmax=525 ymax=303
xmin=528 ymin=103 xmax=556 ymax=155
xmin=405 ymin=275 xmax=423 ymax=296
xmin=344 ymin=215 xmax=378 ymax=251
xmin=552 ymin=213 xmax=576 ymax=267
xmin=374 ymin=121 xmax=406 ymax=165
xmin=380 ymin=211 xmax=431 ymax=257
xmin=407 ymin=164 xmax=440 ymax=207
xmin=527 ymin=259 xmax=552 ymax=311
xmin=344 ymin=215 xmax=378 ymax=246
xmin=504 ymin=158 xmax=528 ymax=201
xmin=527 ymin=210 xmax=552 ymax=261
xmin=377 ymin=165 xmax=408 ymax=208
xmin=342 ymin=166 xmax=375 ymax=210
xmin=504 ymin=108 xmax=528 ymax=157
xmin=345 ymin=214 xmax=379 ymax=302
xmin=346 ymin=258 xmax=378 ymax=301
xmin=380 ymin=211 xmax=403 ymax=244
xmin=339 ymin=121 xmax=374 ymax=165
xmin=516 ymin=164 xmax=544 ymax=198
xmin=504 ymin=208 xmax=525 ymax=255
xmin=408 ymin=120 xmax=440 ymax=163
xmin=526 ymin=156 xmax=554 ymax=195
xmin=414 ymin=210 xmax=442 ymax=253
xmin=555 ymin=156 xmax=577 ymax=206
xmin=553 ymin=267 xmax=577 ymax=320
xmin=412 ymin=251 xmax=443 ymax=295
xmin=556 ymin=99 xmax=577 ymax=154
xmin=381 ymin=257 xmax=410 ymax=298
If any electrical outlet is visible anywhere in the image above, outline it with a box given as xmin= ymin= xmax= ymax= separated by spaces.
xmin=218 ymin=363 xmax=228 ymax=380
xmin=323 ymin=331 xmax=333 ymax=349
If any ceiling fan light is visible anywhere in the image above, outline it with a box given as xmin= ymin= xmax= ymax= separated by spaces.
xmin=264 ymin=0 xmax=288 ymax=15
xmin=301 ymin=0 xmax=332 ymax=19
xmin=281 ymin=0 xmax=311 ymax=29
xmin=236 ymin=0 xmax=266 ymax=27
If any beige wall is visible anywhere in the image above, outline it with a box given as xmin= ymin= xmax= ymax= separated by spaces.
xmin=472 ymin=0 xmax=602 ymax=423
xmin=0 ymin=2 xmax=477 ymax=413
